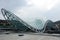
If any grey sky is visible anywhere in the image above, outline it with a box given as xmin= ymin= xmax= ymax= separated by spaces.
xmin=0 ymin=0 xmax=26 ymax=9
xmin=0 ymin=0 xmax=27 ymax=19
xmin=0 ymin=0 xmax=60 ymax=22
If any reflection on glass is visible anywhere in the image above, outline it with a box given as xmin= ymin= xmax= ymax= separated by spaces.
xmin=23 ymin=18 xmax=46 ymax=30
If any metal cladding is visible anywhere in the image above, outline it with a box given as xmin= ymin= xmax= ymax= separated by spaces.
xmin=1 ymin=8 xmax=60 ymax=33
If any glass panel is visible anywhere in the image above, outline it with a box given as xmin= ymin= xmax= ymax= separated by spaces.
xmin=22 ymin=18 xmax=46 ymax=30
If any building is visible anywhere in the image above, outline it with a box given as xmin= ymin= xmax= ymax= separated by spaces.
xmin=0 ymin=8 xmax=60 ymax=33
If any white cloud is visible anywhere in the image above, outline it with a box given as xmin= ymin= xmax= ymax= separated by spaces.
xmin=15 ymin=0 xmax=60 ymax=21
xmin=26 ymin=0 xmax=59 ymax=10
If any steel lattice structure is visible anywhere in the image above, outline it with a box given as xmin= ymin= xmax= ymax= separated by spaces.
xmin=1 ymin=8 xmax=52 ymax=32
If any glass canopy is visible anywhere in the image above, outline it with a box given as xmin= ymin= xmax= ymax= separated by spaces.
xmin=1 ymin=8 xmax=47 ymax=32
xmin=23 ymin=18 xmax=46 ymax=30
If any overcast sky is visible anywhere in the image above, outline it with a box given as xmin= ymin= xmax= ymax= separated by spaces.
xmin=0 ymin=0 xmax=60 ymax=22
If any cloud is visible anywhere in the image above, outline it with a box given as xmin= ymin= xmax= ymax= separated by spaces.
xmin=0 ymin=0 xmax=60 ymax=21
xmin=0 ymin=0 xmax=27 ymax=19
xmin=15 ymin=0 xmax=60 ymax=21
xmin=26 ymin=0 xmax=59 ymax=10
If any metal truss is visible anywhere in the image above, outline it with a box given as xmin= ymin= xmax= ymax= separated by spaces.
xmin=1 ymin=8 xmax=48 ymax=32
